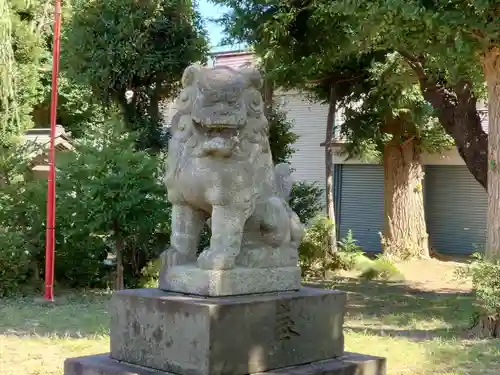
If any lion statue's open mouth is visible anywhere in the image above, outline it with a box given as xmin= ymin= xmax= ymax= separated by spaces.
xmin=191 ymin=119 xmax=241 ymax=157
xmin=189 ymin=74 xmax=249 ymax=157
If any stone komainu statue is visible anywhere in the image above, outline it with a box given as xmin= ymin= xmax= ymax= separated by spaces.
xmin=161 ymin=63 xmax=304 ymax=272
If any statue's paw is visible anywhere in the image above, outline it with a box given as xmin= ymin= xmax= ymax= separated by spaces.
xmin=161 ymin=248 xmax=193 ymax=268
xmin=197 ymin=249 xmax=236 ymax=270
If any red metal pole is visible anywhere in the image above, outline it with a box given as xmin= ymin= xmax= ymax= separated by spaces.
xmin=44 ymin=0 xmax=62 ymax=301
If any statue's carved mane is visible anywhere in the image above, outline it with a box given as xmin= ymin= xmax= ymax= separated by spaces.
xmin=169 ymin=64 xmax=270 ymax=154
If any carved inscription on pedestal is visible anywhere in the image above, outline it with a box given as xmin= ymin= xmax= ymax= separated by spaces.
xmin=275 ymin=302 xmax=300 ymax=341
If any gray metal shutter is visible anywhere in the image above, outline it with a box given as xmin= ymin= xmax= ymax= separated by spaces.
xmin=337 ymin=164 xmax=384 ymax=253
xmin=425 ymin=165 xmax=487 ymax=255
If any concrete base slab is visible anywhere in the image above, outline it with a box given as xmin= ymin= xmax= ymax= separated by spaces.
xmin=64 ymin=352 xmax=386 ymax=375
xmin=159 ymin=264 xmax=301 ymax=296
xmin=110 ymin=288 xmax=346 ymax=375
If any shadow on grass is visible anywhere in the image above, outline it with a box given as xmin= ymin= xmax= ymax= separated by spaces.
xmin=307 ymin=277 xmax=476 ymax=341
xmin=0 ymin=290 xmax=111 ymax=338
xmin=344 ymin=326 xmax=459 ymax=341
xmin=0 ymin=276 xmax=478 ymax=345
xmin=433 ymin=340 xmax=500 ymax=375
xmin=308 ymin=276 xmax=500 ymax=373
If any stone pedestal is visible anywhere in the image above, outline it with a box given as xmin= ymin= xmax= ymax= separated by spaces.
xmin=110 ymin=288 xmax=345 ymax=375
xmin=63 ymin=287 xmax=386 ymax=375
xmin=159 ymin=264 xmax=302 ymax=296
xmin=65 ymin=352 xmax=386 ymax=375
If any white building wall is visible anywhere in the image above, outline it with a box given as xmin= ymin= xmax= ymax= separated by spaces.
xmin=160 ymin=100 xmax=177 ymax=128
xmin=277 ymin=92 xmax=329 ymax=184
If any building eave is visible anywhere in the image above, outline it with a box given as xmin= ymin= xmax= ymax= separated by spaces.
xmin=23 ymin=126 xmax=75 ymax=151
xmin=209 ymin=45 xmax=252 ymax=58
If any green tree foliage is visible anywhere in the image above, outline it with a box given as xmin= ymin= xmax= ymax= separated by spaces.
xmin=0 ymin=140 xmax=112 ymax=292
xmin=0 ymin=0 xmax=49 ymax=145
xmin=0 ymin=142 xmax=43 ymax=296
xmin=268 ymin=101 xmax=298 ymax=164
xmin=340 ymin=53 xmax=453 ymax=161
xmin=0 ymin=142 xmax=98 ymax=294
xmin=326 ymin=0 xmax=498 ymax=190
xmin=63 ymin=0 xmax=209 ymax=151
xmin=212 ymin=0 xmax=498 ymax=190
xmin=32 ymin=72 xmax=106 ymax=138
xmin=289 ymin=182 xmax=324 ymax=225
xmin=211 ymin=0 xmax=450 ymax=158
xmin=328 ymin=0 xmax=495 ymax=82
xmin=0 ymin=0 xmax=100 ymax=140
xmin=0 ymin=118 xmax=172 ymax=294
xmin=212 ymin=0 xmax=379 ymax=94
xmin=56 ymin=118 xmax=172 ymax=288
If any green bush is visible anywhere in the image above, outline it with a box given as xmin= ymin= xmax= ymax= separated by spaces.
xmin=54 ymin=234 xmax=111 ymax=288
xmin=359 ymin=255 xmax=403 ymax=281
xmin=299 ymin=221 xmax=384 ymax=277
xmin=334 ymin=230 xmax=402 ymax=280
xmin=0 ymin=119 xmax=175 ymax=291
xmin=456 ymin=253 xmax=500 ymax=316
xmin=335 ymin=251 xmax=365 ymax=271
xmin=0 ymin=158 xmax=122 ymax=290
xmin=139 ymin=258 xmax=161 ymax=288
xmin=0 ymin=144 xmax=47 ymax=292
xmin=289 ymin=182 xmax=324 ymax=224
xmin=338 ymin=229 xmax=363 ymax=253
xmin=121 ymin=229 xmax=171 ymax=288
xmin=334 ymin=229 xmax=365 ymax=270
xmin=54 ymin=120 xmax=172 ymax=289
xmin=0 ymin=230 xmax=33 ymax=297
xmin=298 ymin=215 xmax=337 ymax=277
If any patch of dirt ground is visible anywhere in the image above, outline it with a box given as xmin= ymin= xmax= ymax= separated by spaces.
xmin=395 ymin=258 xmax=472 ymax=293
xmin=338 ymin=258 xmax=473 ymax=293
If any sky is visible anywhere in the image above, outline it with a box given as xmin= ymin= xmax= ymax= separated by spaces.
xmin=197 ymin=0 xmax=227 ymax=47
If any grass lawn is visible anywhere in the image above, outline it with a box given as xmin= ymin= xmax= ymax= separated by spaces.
xmin=1 ymin=260 xmax=499 ymax=375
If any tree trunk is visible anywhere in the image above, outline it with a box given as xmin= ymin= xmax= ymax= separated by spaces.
xmin=147 ymin=84 xmax=163 ymax=152
xmin=115 ymin=236 xmax=124 ymax=290
xmin=382 ymin=136 xmax=429 ymax=259
xmin=325 ymin=84 xmax=337 ymax=254
xmin=400 ymin=52 xmax=488 ymax=190
xmin=149 ymin=87 xmax=161 ymax=126
xmin=484 ymin=47 xmax=500 ymax=260
xmin=114 ymin=222 xmax=125 ymax=290
xmin=468 ymin=313 xmax=500 ymax=339
xmin=424 ymin=83 xmax=487 ymax=191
